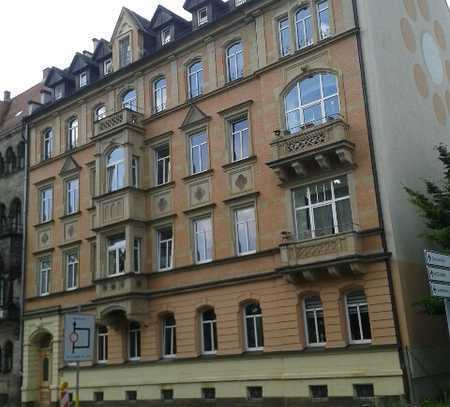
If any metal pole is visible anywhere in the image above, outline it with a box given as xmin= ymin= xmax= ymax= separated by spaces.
xmin=75 ymin=362 xmax=80 ymax=407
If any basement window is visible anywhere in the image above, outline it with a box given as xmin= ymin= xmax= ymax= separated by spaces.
xmin=126 ymin=391 xmax=137 ymax=401
xmin=354 ymin=384 xmax=374 ymax=399
xmin=247 ymin=386 xmax=263 ymax=401
xmin=94 ymin=392 xmax=104 ymax=402
xmin=310 ymin=385 xmax=328 ymax=400
xmin=202 ymin=388 xmax=216 ymax=400
xmin=161 ymin=389 xmax=174 ymax=402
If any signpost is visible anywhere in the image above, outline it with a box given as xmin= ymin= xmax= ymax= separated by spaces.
xmin=63 ymin=313 xmax=96 ymax=407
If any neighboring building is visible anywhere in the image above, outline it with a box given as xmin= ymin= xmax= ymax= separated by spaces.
xmin=19 ymin=0 xmax=450 ymax=406
xmin=0 ymin=84 xmax=42 ymax=406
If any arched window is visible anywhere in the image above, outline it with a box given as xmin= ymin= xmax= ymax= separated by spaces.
xmin=17 ymin=141 xmax=25 ymax=169
xmin=346 ymin=290 xmax=372 ymax=344
xmin=304 ymin=296 xmax=326 ymax=346
xmin=128 ymin=321 xmax=141 ymax=360
xmin=295 ymin=7 xmax=313 ymax=49
xmin=68 ymin=118 xmax=79 ymax=150
xmin=153 ymin=78 xmax=167 ymax=113
xmin=106 ymin=147 xmax=125 ymax=192
xmin=284 ymin=72 xmax=340 ymax=134
xmin=95 ymin=105 xmax=107 ymax=121
xmin=9 ymin=198 xmax=21 ymax=231
xmin=42 ymin=128 xmax=53 ymax=161
xmin=226 ymin=42 xmax=244 ymax=82
xmin=162 ymin=314 xmax=176 ymax=358
xmin=4 ymin=341 xmax=13 ymax=373
xmin=201 ymin=309 xmax=217 ymax=354
xmin=122 ymin=89 xmax=137 ymax=112
xmin=5 ymin=147 xmax=16 ymax=173
xmin=244 ymin=303 xmax=264 ymax=351
xmin=97 ymin=325 xmax=108 ymax=363
xmin=188 ymin=61 xmax=203 ymax=98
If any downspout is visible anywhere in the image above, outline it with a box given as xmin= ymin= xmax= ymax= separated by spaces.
xmin=19 ymin=120 xmax=29 ymax=398
xmin=350 ymin=0 xmax=412 ymax=402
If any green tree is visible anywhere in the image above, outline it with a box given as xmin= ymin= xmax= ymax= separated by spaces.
xmin=404 ymin=144 xmax=449 ymax=315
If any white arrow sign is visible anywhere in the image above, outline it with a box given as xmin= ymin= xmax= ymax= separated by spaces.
xmin=425 ymin=250 xmax=450 ymax=269
xmin=430 ymin=282 xmax=450 ymax=298
xmin=427 ymin=266 xmax=450 ymax=284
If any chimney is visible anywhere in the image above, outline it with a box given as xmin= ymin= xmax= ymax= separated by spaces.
xmin=92 ymin=38 xmax=100 ymax=51
xmin=42 ymin=68 xmax=51 ymax=82
xmin=3 ymin=91 xmax=11 ymax=102
xmin=40 ymin=89 xmax=52 ymax=105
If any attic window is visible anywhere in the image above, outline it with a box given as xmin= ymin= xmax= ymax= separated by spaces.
xmin=55 ymin=84 xmax=64 ymax=100
xmin=198 ymin=7 xmax=208 ymax=26
xmin=161 ymin=27 xmax=171 ymax=46
xmin=104 ymin=59 xmax=112 ymax=76
xmin=79 ymin=72 xmax=87 ymax=88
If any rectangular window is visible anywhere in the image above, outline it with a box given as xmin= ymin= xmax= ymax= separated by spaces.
xmin=158 ymin=227 xmax=173 ymax=271
xmin=65 ymin=250 xmax=79 ymax=291
xmin=133 ymin=238 xmax=141 ymax=273
xmin=317 ymin=0 xmax=330 ymax=40
xmin=107 ymin=235 xmax=126 ymax=276
xmin=346 ymin=291 xmax=372 ymax=344
xmin=161 ymin=389 xmax=174 ymax=401
xmin=103 ymin=58 xmax=112 ymax=76
xmin=188 ymin=62 xmax=204 ymax=98
xmin=296 ymin=7 xmax=313 ymax=49
xmin=293 ymin=176 xmax=352 ymax=240
xmin=65 ymin=178 xmax=79 ymax=215
xmin=354 ymin=384 xmax=374 ymax=399
xmin=279 ymin=18 xmax=291 ymax=56
xmin=198 ymin=7 xmax=208 ymax=26
xmin=235 ymin=207 xmax=256 ymax=255
xmin=126 ymin=391 xmax=137 ymax=401
xmin=161 ymin=27 xmax=171 ymax=45
xmin=55 ymin=84 xmax=64 ymax=100
xmin=79 ymin=72 xmax=87 ymax=87
xmin=38 ymin=257 xmax=51 ymax=296
xmin=40 ymin=187 xmax=53 ymax=223
xmin=97 ymin=327 xmax=108 ymax=363
xmin=94 ymin=392 xmax=104 ymax=402
xmin=193 ymin=217 xmax=213 ymax=264
xmin=190 ymin=131 xmax=208 ymax=174
xmin=230 ymin=117 xmax=249 ymax=162
xmin=310 ymin=385 xmax=328 ymax=399
xmin=202 ymin=388 xmax=215 ymax=400
xmin=247 ymin=387 xmax=263 ymax=401
xmin=119 ymin=37 xmax=131 ymax=68
xmin=305 ymin=296 xmax=326 ymax=346
xmin=155 ymin=144 xmax=170 ymax=185
xmin=163 ymin=316 xmax=176 ymax=357
xmin=128 ymin=323 xmax=141 ymax=360
xmin=132 ymin=157 xmax=139 ymax=188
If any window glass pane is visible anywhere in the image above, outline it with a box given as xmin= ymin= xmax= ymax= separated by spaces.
xmin=303 ymin=103 xmax=322 ymax=124
xmin=285 ymin=87 xmax=300 ymax=111
xmin=324 ymin=96 xmax=340 ymax=118
xmin=279 ymin=18 xmax=290 ymax=56
xmin=296 ymin=208 xmax=312 ymax=240
xmin=318 ymin=1 xmax=330 ymax=39
xmin=203 ymin=322 xmax=212 ymax=352
xmin=256 ymin=316 xmax=264 ymax=347
xmin=336 ymin=199 xmax=352 ymax=232
xmin=360 ymin=306 xmax=372 ymax=340
xmin=246 ymin=317 xmax=256 ymax=348
xmin=348 ymin=306 xmax=361 ymax=341
xmin=322 ymin=73 xmax=337 ymax=97
xmin=294 ymin=187 xmax=309 ymax=207
xmin=333 ymin=177 xmax=349 ymax=198
xmin=313 ymin=205 xmax=334 ymax=237
xmin=300 ymin=75 xmax=321 ymax=105
xmin=287 ymin=111 xmax=301 ymax=133
xmin=306 ymin=310 xmax=318 ymax=343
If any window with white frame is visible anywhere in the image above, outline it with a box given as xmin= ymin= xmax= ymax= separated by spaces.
xmin=122 ymin=89 xmax=137 ymax=111
xmin=119 ymin=36 xmax=132 ymax=68
xmin=304 ymin=296 xmax=326 ymax=346
xmin=346 ymin=290 xmax=372 ymax=344
xmin=153 ymin=78 xmax=167 ymax=113
xmin=65 ymin=250 xmax=79 ymax=291
xmin=284 ymin=72 xmax=340 ymax=133
xmin=317 ymin=0 xmax=330 ymax=40
xmin=95 ymin=105 xmax=107 ymax=121
xmin=230 ymin=117 xmax=249 ymax=162
xmin=38 ymin=256 xmax=51 ymax=296
xmin=107 ymin=235 xmax=126 ymax=276
xmin=65 ymin=178 xmax=79 ymax=215
xmin=226 ymin=42 xmax=244 ymax=82
xmin=55 ymin=83 xmax=64 ymax=100
xmin=188 ymin=61 xmax=204 ymax=98
xmin=235 ymin=207 xmax=256 ymax=255
xmin=132 ymin=157 xmax=139 ymax=188
xmin=97 ymin=325 xmax=108 ymax=363
xmin=155 ymin=144 xmax=170 ymax=185
xmin=68 ymin=118 xmax=79 ymax=150
xmin=163 ymin=314 xmax=176 ymax=357
xmin=201 ymin=309 xmax=217 ymax=354
xmin=42 ymin=128 xmax=53 ymax=161
xmin=293 ymin=176 xmax=352 ymax=240
xmin=104 ymin=58 xmax=112 ymax=76
xmin=193 ymin=217 xmax=213 ymax=264
xmin=198 ymin=7 xmax=208 ymax=26
xmin=161 ymin=27 xmax=172 ymax=46
xmin=107 ymin=147 xmax=125 ymax=192
xmin=79 ymin=72 xmax=88 ymax=87
xmin=157 ymin=227 xmax=173 ymax=271
xmin=190 ymin=131 xmax=208 ymax=174
xmin=244 ymin=303 xmax=264 ymax=351
xmin=40 ymin=187 xmax=53 ymax=223
xmin=295 ymin=7 xmax=313 ymax=49
xmin=279 ymin=18 xmax=291 ymax=57
xmin=133 ymin=238 xmax=141 ymax=273
xmin=128 ymin=321 xmax=141 ymax=360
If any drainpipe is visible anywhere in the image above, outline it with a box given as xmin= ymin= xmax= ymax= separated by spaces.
xmin=350 ymin=0 xmax=412 ymax=403
xmin=18 ymin=120 xmax=29 ymax=399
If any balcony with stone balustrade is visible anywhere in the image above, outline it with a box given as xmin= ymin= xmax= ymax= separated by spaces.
xmin=94 ymin=108 xmax=144 ymax=138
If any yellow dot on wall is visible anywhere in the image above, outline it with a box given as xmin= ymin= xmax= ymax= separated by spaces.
xmin=414 ymin=64 xmax=429 ymax=98
xmin=433 ymin=21 xmax=447 ymax=51
xmin=433 ymin=93 xmax=447 ymax=125
xmin=401 ymin=18 xmax=417 ymax=53
xmin=403 ymin=0 xmax=418 ymax=20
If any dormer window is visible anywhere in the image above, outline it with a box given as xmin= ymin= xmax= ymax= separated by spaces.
xmin=161 ymin=27 xmax=172 ymax=46
xmin=119 ymin=37 xmax=132 ymax=68
xmin=55 ymin=84 xmax=64 ymax=100
xmin=79 ymin=72 xmax=87 ymax=88
xmin=235 ymin=0 xmax=246 ymax=6
xmin=198 ymin=7 xmax=208 ymax=26
xmin=103 ymin=58 xmax=112 ymax=76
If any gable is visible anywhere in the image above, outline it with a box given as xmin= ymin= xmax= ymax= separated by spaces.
xmin=93 ymin=40 xmax=112 ymax=61
xmin=69 ymin=54 xmax=94 ymax=74
xmin=59 ymin=156 xmax=81 ymax=176
xmin=45 ymin=69 xmax=65 ymax=87
xmin=111 ymin=8 xmax=141 ymax=42
xmin=180 ymin=104 xmax=211 ymax=130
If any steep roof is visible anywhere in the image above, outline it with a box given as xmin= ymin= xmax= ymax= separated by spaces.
xmin=92 ymin=39 xmax=112 ymax=61
xmin=150 ymin=5 xmax=191 ymax=30
xmin=44 ymin=67 xmax=73 ymax=87
xmin=69 ymin=52 xmax=98 ymax=74
xmin=125 ymin=7 xmax=154 ymax=33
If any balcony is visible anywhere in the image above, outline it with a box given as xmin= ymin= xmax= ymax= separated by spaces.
xmin=95 ymin=272 xmax=148 ymax=300
xmin=94 ymin=108 xmax=144 ymax=138
xmin=267 ymin=117 xmax=354 ymax=181
xmin=279 ymin=230 xmax=365 ymax=281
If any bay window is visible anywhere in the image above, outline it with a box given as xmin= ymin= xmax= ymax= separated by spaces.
xmin=122 ymin=89 xmax=137 ymax=111
xmin=107 ymin=235 xmax=126 ymax=276
xmin=107 ymin=147 xmax=125 ymax=192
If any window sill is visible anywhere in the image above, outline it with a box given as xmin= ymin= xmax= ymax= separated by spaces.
xmin=182 ymin=168 xmax=214 ymax=183
xmin=59 ymin=211 xmax=82 ymax=221
xmin=222 ymin=155 xmax=257 ymax=171
xmin=147 ymin=181 xmax=175 ymax=193
xmin=34 ymin=219 xmax=55 ymax=228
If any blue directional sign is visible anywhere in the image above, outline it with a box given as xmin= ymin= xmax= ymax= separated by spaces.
xmin=63 ymin=314 xmax=96 ymax=362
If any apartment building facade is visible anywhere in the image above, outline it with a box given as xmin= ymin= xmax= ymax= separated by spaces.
xmin=20 ymin=0 xmax=450 ymax=406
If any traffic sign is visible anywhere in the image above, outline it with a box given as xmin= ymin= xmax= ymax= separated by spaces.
xmin=425 ymin=250 xmax=450 ymax=269
xmin=430 ymin=282 xmax=450 ymax=298
xmin=63 ymin=314 xmax=96 ymax=362
xmin=427 ymin=265 xmax=450 ymax=284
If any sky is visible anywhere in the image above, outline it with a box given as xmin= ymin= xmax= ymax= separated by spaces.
xmin=1 ymin=0 xmax=449 ymax=97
